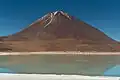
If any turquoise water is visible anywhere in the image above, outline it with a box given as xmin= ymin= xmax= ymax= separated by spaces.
xmin=0 ymin=54 xmax=119 ymax=76
xmin=0 ymin=68 xmax=14 ymax=73
xmin=104 ymin=65 xmax=120 ymax=76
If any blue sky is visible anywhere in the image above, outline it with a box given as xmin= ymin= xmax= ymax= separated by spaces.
xmin=0 ymin=0 xmax=120 ymax=41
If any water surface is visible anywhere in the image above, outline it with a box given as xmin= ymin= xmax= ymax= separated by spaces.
xmin=0 ymin=54 xmax=119 ymax=76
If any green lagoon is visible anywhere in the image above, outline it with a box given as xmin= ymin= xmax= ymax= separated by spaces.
xmin=0 ymin=54 xmax=119 ymax=76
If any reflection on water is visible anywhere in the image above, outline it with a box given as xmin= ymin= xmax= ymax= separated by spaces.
xmin=0 ymin=68 xmax=14 ymax=73
xmin=104 ymin=65 xmax=120 ymax=76
xmin=0 ymin=54 xmax=120 ymax=76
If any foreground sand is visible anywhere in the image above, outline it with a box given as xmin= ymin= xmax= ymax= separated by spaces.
xmin=0 ymin=52 xmax=120 ymax=55
xmin=0 ymin=73 xmax=119 ymax=80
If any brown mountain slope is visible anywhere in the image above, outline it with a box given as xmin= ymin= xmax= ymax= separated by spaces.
xmin=1 ymin=11 xmax=120 ymax=52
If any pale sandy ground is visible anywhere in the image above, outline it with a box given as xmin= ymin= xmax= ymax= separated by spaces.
xmin=0 ymin=73 xmax=119 ymax=80
xmin=0 ymin=52 xmax=120 ymax=55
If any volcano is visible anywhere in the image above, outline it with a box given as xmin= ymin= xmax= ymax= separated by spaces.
xmin=1 ymin=11 xmax=120 ymax=52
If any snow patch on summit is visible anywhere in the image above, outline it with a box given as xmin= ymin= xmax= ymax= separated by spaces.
xmin=53 ymin=11 xmax=71 ymax=20
xmin=44 ymin=13 xmax=54 ymax=28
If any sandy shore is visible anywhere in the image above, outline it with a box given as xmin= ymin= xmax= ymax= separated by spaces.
xmin=0 ymin=52 xmax=120 ymax=55
xmin=0 ymin=73 xmax=119 ymax=80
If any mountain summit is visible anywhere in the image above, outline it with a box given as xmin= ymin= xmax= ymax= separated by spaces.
xmin=1 ymin=11 xmax=120 ymax=52
xmin=30 ymin=11 xmax=72 ymax=27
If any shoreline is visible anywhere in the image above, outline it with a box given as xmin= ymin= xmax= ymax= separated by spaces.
xmin=0 ymin=73 xmax=119 ymax=80
xmin=0 ymin=52 xmax=120 ymax=55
